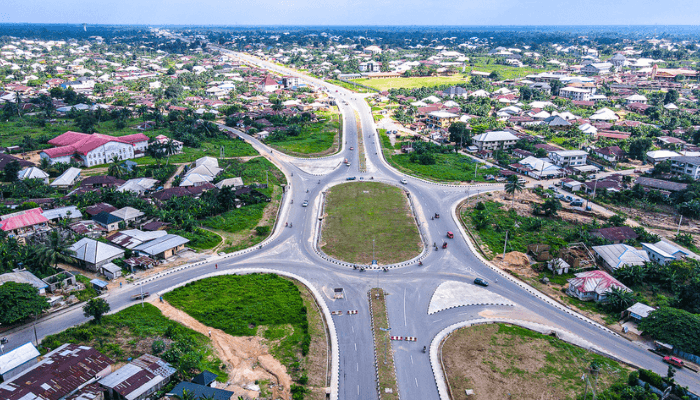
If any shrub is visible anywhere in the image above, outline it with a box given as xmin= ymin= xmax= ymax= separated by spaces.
xmin=255 ymin=226 xmax=271 ymax=236
xmin=639 ymin=369 xmax=664 ymax=389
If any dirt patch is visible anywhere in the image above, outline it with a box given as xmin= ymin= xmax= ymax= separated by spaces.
xmin=149 ymin=299 xmax=292 ymax=399
xmin=441 ymin=323 xmax=630 ymax=400
xmin=493 ymin=251 xmax=539 ymax=278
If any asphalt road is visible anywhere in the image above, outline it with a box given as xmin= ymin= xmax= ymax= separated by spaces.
xmin=4 ymin=48 xmax=698 ymax=400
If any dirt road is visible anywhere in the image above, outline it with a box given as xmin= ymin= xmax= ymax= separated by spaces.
xmin=149 ymin=299 xmax=292 ymax=399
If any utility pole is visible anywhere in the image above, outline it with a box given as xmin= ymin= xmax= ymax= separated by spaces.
xmin=503 ymin=230 xmax=509 ymax=260
xmin=677 ymin=215 xmax=683 ymax=235
xmin=266 ymin=171 xmax=269 ymax=188
xmin=140 ymin=285 xmax=144 ymax=308
xmin=33 ymin=314 xmax=39 ymax=346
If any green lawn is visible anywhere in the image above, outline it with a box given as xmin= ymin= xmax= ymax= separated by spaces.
xmin=321 ymin=182 xmax=422 ymax=264
xmin=351 ymin=75 xmax=467 ymax=91
xmin=390 ymin=153 xmax=500 ymax=183
xmin=173 ymin=228 xmax=221 ymax=250
xmin=163 ymin=274 xmax=312 ymax=384
xmin=443 ymin=323 xmax=629 ymax=400
xmin=137 ymin=136 xmax=257 ymax=165
xmin=40 ymin=303 xmax=227 ymax=381
xmin=467 ymin=58 xmax=556 ymax=80
xmin=267 ymin=110 xmax=341 ymax=156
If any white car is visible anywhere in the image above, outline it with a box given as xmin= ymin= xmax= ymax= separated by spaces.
xmin=400 ymin=179 xmax=408 ymax=184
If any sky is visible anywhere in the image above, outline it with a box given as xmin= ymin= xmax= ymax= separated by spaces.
xmin=3 ymin=0 xmax=700 ymax=26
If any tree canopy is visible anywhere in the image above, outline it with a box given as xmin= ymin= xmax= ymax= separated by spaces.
xmin=0 ymin=282 xmax=50 ymax=325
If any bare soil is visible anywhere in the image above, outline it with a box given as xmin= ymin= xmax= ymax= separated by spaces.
xmin=150 ymin=298 xmax=292 ymax=399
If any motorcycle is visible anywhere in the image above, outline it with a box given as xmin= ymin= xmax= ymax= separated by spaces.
xmin=422 ymin=346 xmax=426 ymax=353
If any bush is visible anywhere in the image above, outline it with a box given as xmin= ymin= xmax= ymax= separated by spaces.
xmin=628 ymin=370 xmax=639 ymax=386
xmin=255 ymin=226 xmax=271 ymax=236
xmin=639 ymin=369 xmax=664 ymax=389
xmin=152 ymin=340 xmax=166 ymax=355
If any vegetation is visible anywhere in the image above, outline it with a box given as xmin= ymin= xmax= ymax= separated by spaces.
xmin=322 ymin=182 xmax=422 ymax=264
xmin=264 ymin=110 xmax=342 ymax=156
xmin=42 ymin=303 xmax=227 ymax=381
xmin=350 ymin=75 xmax=467 ymax=91
xmin=638 ymin=307 xmax=700 ymax=356
xmin=83 ymin=298 xmax=111 ymax=324
xmin=0 ymin=282 xmax=50 ymax=325
xmin=369 ymin=288 xmax=399 ymax=400
xmin=173 ymin=228 xmax=221 ymax=250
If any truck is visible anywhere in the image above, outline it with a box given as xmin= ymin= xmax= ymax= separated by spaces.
xmin=132 ymin=292 xmax=150 ymax=300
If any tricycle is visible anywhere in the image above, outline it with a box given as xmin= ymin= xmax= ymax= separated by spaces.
xmin=434 ymin=213 xmax=440 ymax=219
xmin=442 ymin=242 xmax=447 ymax=249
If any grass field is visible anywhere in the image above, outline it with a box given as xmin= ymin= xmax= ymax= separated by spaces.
xmin=163 ymin=274 xmax=317 ymax=389
xmin=442 ymin=323 xmax=629 ymax=400
xmin=173 ymin=228 xmax=221 ymax=250
xmin=321 ymin=182 xmax=422 ymax=264
xmin=350 ymin=75 xmax=467 ymax=91
xmin=369 ymin=288 xmax=399 ymax=400
xmin=267 ymin=110 xmax=342 ymax=156
xmin=390 ymin=153 xmax=500 ymax=183
xmin=41 ymin=303 xmax=227 ymax=381
xmin=136 ymin=136 xmax=257 ymax=165
xmin=467 ymin=57 xmax=554 ymax=80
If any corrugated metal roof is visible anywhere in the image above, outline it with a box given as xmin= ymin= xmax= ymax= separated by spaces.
xmin=0 ymin=343 xmax=39 ymax=375
xmin=567 ymin=270 xmax=629 ymax=295
xmin=592 ymin=244 xmax=649 ymax=270
xmin=0 ymin=208 xmax=48 ymax=232
xmin=70 ymin=238 xmax=124 ymax=264
xmin=41 ymin=206 xmax=82 ymax=221
xmin=50 ymin=167 xmax=82 ymax=187
xmin=133 ymin=234 xmax=189 ymax=256
xmin=0 ymin=271 xmax=48 ymax=290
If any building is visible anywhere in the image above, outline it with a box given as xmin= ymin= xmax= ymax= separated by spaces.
xmin=426 ymin=111 xmax=459 ymax=129
xmin=259 ymin=76 xmax=279 ymax=92
xmin=50 ymin=167 xmax=82 ymax=189
xmin=592 ymin=146 xmax=625 ymax=163
xmin=548 ymin=150 xmax=588 ymax=167
xmin=642 ymin=241 xmax=696 ymax=265
xmin=117 ymin=178 xmax=159 ymax=195
xmin=669 ymin=156 xmax=700 ymax=180
xmin=86 ymin=202 xmax=118 ymax=217
xmin=566 ymin=270 xmax=630 ymax=302
xmin=590 ymin=227 xmax=638 ymax=244
xmin=0 ymin=208 xmax=50 ymax=238
xmin=0 ymin=153 xmax=33 ymax=171
xmin=0 ymin=344 xmax=113 ymax=400
xmin=99 ymin=354 xmax=176 ymax=400
xmin=110 ymin=207 xmax=145 ymax=225
xmin=17 ymin=167 xmax=49 ymax=184
xmin=592 ymin=244 xmax=649 ymax=272
xmin=100 ymin=262 xmax=122 ymax=280
xmin=621 ymin=302 xmax=655 ymax=323
xmin=133 ymin=234 xmax=189 ymax=259
xmin=510 ymin=156 xmax=563 ymax=179
xmin=0 ymin=342 xmax=40 ymax=382
xmin=559 ymin=87 xmax=591 ymax=102
xmin=215 ymin=177 xmax=244 ymax=190
xmin=625 ymin=94 xmax=648 ymax=105
xmin=646 ymin=150 xmax=681 ymax=165
xmin=169 ymin=382 xmax=235 ymax=400
xmin=107 ymin=229 xmax=168 ymax=250
xmin=358 ymin=61 xmax=381 ymax=72
xmin=472 ymin=130 xmax=519 ymax=151
xmin=635 ymin=177 xmax=688 ymax=194
xmin=581 ymin=62 xmax=613 ymax=75
xmin=93 ymin=211 xmax=123 ymax=231
xmin=610 ymin=53 xmax=627 ymax=68
xmin=0 ymin=270 xmax=49 ymax=294
xmin=70 ymin=238 xmax=125 ymax=272
xmin=282 ymin=76 xmax=300 ymax=89
xmin=40 ymin=131 xmax=149 ymax=167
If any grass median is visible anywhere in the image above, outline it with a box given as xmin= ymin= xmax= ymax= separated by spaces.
xmin=369 ymin=288 xmax=399 ymax=400
xmin=321 ymin=182 xmax=422 ymax=264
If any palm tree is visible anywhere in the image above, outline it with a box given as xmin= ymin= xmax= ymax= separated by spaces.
xmin=37 ymin=231 xmax=75 ymax=272
xmin=606 ymin=287 xmax=636 ymax=312
xmin=108 ymin=155 xmax=126 ymax=179
xmin=504 ymin=175 xmax=524 ymax=209
xmin=163 ymin=140 xmax=178 ymax=166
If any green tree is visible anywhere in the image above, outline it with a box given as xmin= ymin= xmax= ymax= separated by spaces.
xmin=664 ymin=89 xmax=679 ymax=105
xmin=0 ymin=282 xmax=50 ymax=325
xmin=605 ymin=287 xmax=636 ymax=312
xmin=83 ymin=298 xmax=111 ymax=324
xmin=638 ymin=307 xmax=700 ymax=355
xmin=3 ymin=160 xmax=21 ymax=182
xmin=488 ymin=70 xmax=500 ymax=80
xmin=627 ymin=138 xmax=652 ymax=161
xmin=549 ymin=79 xmax=564 ymax=96
xmin=542 ymin=197 xmax=562 ymax=217
xmin=448 ymin=122 xmax=471 ymax=147
xmin=75 ymin=111 xmax=98 ymax=133
xmin=36 ymin=231 xmax=75 ymax=271
xmin=504 ymin=175 xmax=524 ymax=209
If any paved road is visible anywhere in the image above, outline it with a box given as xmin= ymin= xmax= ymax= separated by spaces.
xmin=5 ymin=47 xmax=698 ymax=400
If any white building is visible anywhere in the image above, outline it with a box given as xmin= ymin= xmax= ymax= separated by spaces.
xmin=41 ymin=131 xmax=149 ymax=167
xmin=581 ymin=62 xmax=613 ymax=75
xmin=669 ymin=156 xmax=700 ymax=179
xmin=625 ymin=94 xmax=648 ymax=105
xmin=642 ymin=241 xmax=697 ymax=265
xmin=472 ymin=130 xmax=519 ymax=151
xmin=559 ymin=87 xmax=591 ymax=102
xmin=548 ymin=150 xmax=588 ymax=167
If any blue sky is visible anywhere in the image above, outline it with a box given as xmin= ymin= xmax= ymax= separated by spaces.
xmin=2 ymin=0 xmax=699 ymax=25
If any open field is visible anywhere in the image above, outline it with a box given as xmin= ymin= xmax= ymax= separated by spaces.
xmin=442 ymin=323 xmax=629 ymax=400
xmin=350 ymin=75 xmax=467 ymax=91
xmin=163 ymin=274 xmax=325 ymax=397
xmin=370 ymin=288 xmax=399 ymax=400
xmin=40 ymin=303 xmax=227 ymax=380
xmin=136 ymin=136 xmax=257 ymax=165
xmin=391 ymin=153 xmax=499 ymax=183
xmin=321 ymin=182 xmax=422 ymax=264
xmin=268 ymin=110 xmax=342 ymax=156
xmin=467 ymin=58 xmax=554 ymax=80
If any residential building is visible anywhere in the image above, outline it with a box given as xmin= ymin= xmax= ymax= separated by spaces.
xmin=282 ymin=76 xmax=300 ymax=89
xmin=42 ymin=205 xmax=83 ymax=222
xmin=50 ymin=167 xmax=82 ymax=189
xmin=40 ymin=131 xmax=149 ymax=167
xmin=566 ymin=270 xmax=630 ymax=302
xmin=358 ymin=61 xmax=381 ymax=72
xmin=17 ymin=167 xmax=49 ymax=184
xmin=107 ymin=229 xmax=168 ymax=249
xmin=610 ymin=53 xmax=627 ymax=68
xmin=0 ymin=270 xmax=48 ymax=295
xmin=100 ymin=262 xmax=122 ymax=280
xmin=0 ymin=342 xmax=40 ymax=382
xmin=117 ymin=178 xmax=159 ymax=195
xmin=86 ymin=202 xmax=118 ymax=217
xmin=635 ymin=177 xmax=688 ymax=193
xmin=0 ymin=208 xmax=50 ymax=238
xmin=99 ymin=354 xmax=176 ymax=400
xmin=669 ymin=156 xmax=700 ymax=179
xmin=621 ymin=302 xmax=655 ymax=323
xmin=510 ymin=156 xmax=563 ymax=179
xmin=0 ymin=153 xmax=33 ymax=171
xmin=548 ymin=150 xmax=588 ymax=167
xmin=581 ymin=62 xmax=613 ymax=75
xmin=93 ymin=211 xmax=122 ymax=231
xmin=590 ymin=227 xmax=638 ymax=244
xmin=215 ymin=177 xmax=244 ymax=190
xmin=110 ymin=207 xmax=145 ymax=225
xmin=559 ymin=87 xmax=591 ymax=102
xmin=133 ymin=234 xmax=190 ymax=259
xmin=592 ymin=244 xmax=649 ymax=272
xmin=259 ymin=76 xmax=280 ymax=92
xmin=625 ymin=94 xmax=648 ymax=104
xmin=472 ymin=130 xmax=519 ymax=151
xmin=592 ymin=146 xmax=625 ymax=162
xmin=0 ymin=344 xmax=113 ymax=400
xmin=642 ymin=241 xmax=696 ymax=265
xmin=646 ymin=150 xmax=680 ymax=164
xmin=589 ymin=107 xmax=619 ymax=121
xmin=426 ymin=111 xmax=459 ymax=129
xmin=70 ymin=237 xmax=125 ymax=271
xmin=169 ymin=382 xmax=235 ymax=400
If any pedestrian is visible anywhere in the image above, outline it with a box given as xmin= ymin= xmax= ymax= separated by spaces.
xmin=119 ymin=282 xmax=122 ymax=288
xmin=216 ymin=264 xmax=218 ymax=269
xmin=209 ymin=330 xmax=212 ymax=337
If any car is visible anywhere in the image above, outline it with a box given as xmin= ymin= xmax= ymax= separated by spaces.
xmin=474 ymin=278 xmax=489 ymax=287
xmin=302 ymin=200 xmax=309 ymax=207
xmin=555 ymin=194 xmax=565 ymax=200
xmin=548 ymin=185 xmax=557 ymax=191
xmin=349 ymin=147 xmax=354 ymax=150
xmin=400 ymin=179 xmax=408 ymax=184
xmin=570 ymin=200 xmax=583 ymax=207
xmin=564 ymin=195 xmax=574 ymax=202
xmin=346 ymin=176 xmax=357 ymax=180
xmin=663 ymin=356 xmax=684 ymax=368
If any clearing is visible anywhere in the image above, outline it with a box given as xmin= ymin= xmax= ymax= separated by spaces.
xmin=267 ymin=110 xmax=342 ymax=157
xmin=441 ymin=323 xmax=629 ymax=400
xmin=350 ymin=75 xmax=467 ymax=91
xmin=321 ymin=182 xmax=422 ymax=264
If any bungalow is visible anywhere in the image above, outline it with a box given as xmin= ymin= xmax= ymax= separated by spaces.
xmin=80 ymin=175 xmax=126 ymax=189
xmin=566 ymin=270 xmax=630 ymax=302
xmin=625 ymin=94 xmax=648 ymax=105
xmin=592 ymin=146 xmax=625 ymax=163
xmin=49 ymin=167 xmax=82 ymax=189
xmin=510 ymin=156 xmax=563 ymax=179
xmin=0 ymin=270 xmax=49 ymax=295
xmin=0 ymin=342 xmax=40 ymax=382
xmin=621 ymin=302 xmax=656 ymax=323
xmin=100 ymin=262 xmax=122 ymax=280
xmin=41 ymin=205 xmax=83 ymax=222
xmin=70 ymin=237 xmax=125 ymax=272
xmin=99 ymin=354 xmax=176 ymax=400
xmin=107 ymin=229 xmax=167 ymax=250
xmin=0 ymin=208 xmax=50 ymax=238
xmin=93 ymin=211 xmax=122 ymax=231
xmin=642 ymin=240 xmax=697 ymax=265
xmin=592 ymin=244 xmax=649 ymax=272
xmin=0 ymin=153 xmax=33 ymax=171
xmin=646 ymin=150 xmax=681 ymax=165
xmin=133 ymin=234 xmax=190 ymax=259
xmin=17 ymin=167 xmax=49 ymax=184
xmin=581 ymin=62 xmax=613 ymax=75
xmin=635 ymin=177 xmax=688 ymax=194
xmin=69 ymin=220 xmax=107 ymax=238
xmin=472 ymin=130 xmax=519 ymax=151
xmin=110 ymin=206 xmax=145 ymax=225
xmin=117 ymin=177 xmax=159 ymax=195
xmin=86 ymin=202 xmax=117 ymax=217
xmin=560 ymin=178 xmax=584 ymax=192
xmin=590 ymin=226 xmax=638 ymax=244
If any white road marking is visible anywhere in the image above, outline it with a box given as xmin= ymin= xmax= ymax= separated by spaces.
xmin=356 ymin=363 xmax=359 ymax=371
xmin=354 ymin=343 xmax=357 ymax=351
xmin=404 ymin=288 xmax=407 ymax=327
xmin=415 ymin=377 xmax=419 ymax=387
xmin=352 ymin=326 xmax=354 ymax=333
xmin=410 ymin=354 xmax=414 ymax=364
xmin=357 ymin=385 xmax=360 ymax=395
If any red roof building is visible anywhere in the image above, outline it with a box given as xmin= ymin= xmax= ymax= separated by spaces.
xmin=42 ymin=131 xmax=149 ymax=167
xmin=0 ymin=208 xmax=49 ymax=236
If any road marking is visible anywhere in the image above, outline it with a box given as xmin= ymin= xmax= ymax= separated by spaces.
xmin=354 ymin=343 xmax=357 ymax=351
xmin=415 ymin=377 xmax=419 ymax=387
xmin=404 ymin=288 xmax=407 ymax=327
xmin=357 ymin=385 xmax=359 ymax=395
xmin=352 ymin=326 xmax=354 ymax=333
xmin=410 ymin=354 xmax=414 ymax=364
xmin=356 ymin=363 xmax=358 ymax=371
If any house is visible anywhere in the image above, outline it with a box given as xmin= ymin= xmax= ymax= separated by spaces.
xmin=70 ymin=237 xmax=125 ymax=272
xmin=41 ymin=131 xmax=149 ymax=167
xmin=50 ymin=167 xmax=82 ymax=189
xmin=17 ymin=167 xmax=49 ymax=184
xmin=259 ymin=76 xmax=279 ymax=92
xmin=642 ymin=241 xmax=696 ymax=265
xmin=81 ymin=176 xmax=126 ymax=189
xmin=592 ymin=244 xmax=649 ymax=272
xmin=0 ymin=344 xmax=113 ymax=400
xmin=169 ymin=382 xmax=235 ymax=400
xmin=215 ymin=177 xmax=244 ymax=190
xmin=133 ymin=234 xmax=189 ymax=259
xmin=592 ymin=146 xmax=625 ymax=163
xmin=282 ymin=76 xmax=300 ymax=89
xmin=559 ymin=87 xmax=591 ymax=102
xmin=69 ymin=220 xmax=107 ymax=238
xmin=192 ymin=371 xmax=218 ymax=387
xmin=42 ymin=205 xmax=83 ymax=222
xmin=110 ymin=207 xmax=145 ymax=225
xmin=510 ymin=157 xmax=563 ymax=179
xmin=107 ymin=229 xmax=168 ymax=249
xmin=93 ymin=211 xmax=123 ymax=231
xmin=547 ymin=258 xmax=570 ymax=275
xmin=635 ymin=177 xmax=688 ymax=193
xmin=443 ymin=86 xmax=468 ymax=98
xmin=581 ymin=62 xmax=613 ymax=75
xmin=99 ymin=354 xmax=176 ymax=400
xmin=529 ymin=82 xmax=551 ymax=93
xmin=0 ymin=270 xmax=49 ymax=295
xmin=358 ymin=61 xmax=381 ymax=72
xmin=117 ymin=178 xmax=159 ymax=195
xmin=646 ymin=150 xmax=680 ymax=165
xmin=589 ymin=108 xmax=619 ymax=121
xmin=548 ymin=150 xmax=588 ymax=167
xmin=610 ymin=53 xmax=627 ymax=68
xmin=472 ymin=130 xmax=519 ymax=151
xmin=100 ymin=262 xmax=122 ymax=280
xmin=621 ymin=302 xmax=655 ymax=323
xmin=669 ymin=156 xmax=700 ymax=180
xmin=566 ymin=270 xmax=630 ymax=302
xmin=0 ymin=208 xmax=50 ymax=238
xmin=426 ymin=111 xmax=459 ymax=129
xmin=625 ymin=94 xmax=648 ymax=105
xmin=86 ymin=202 xmax=118 ymax=217
xmin=590 ymin=226 xmax=638 ymax=244
xmin=560 ymin=178 xmax=584 ymax=192
xmin=0 ymin=342 xmax=40 ymax=382
xmin=0 ymin=153 xmax=33 ymax=171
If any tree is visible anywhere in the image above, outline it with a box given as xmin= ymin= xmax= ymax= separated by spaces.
xmin=2 ymin=160 xmax=21 ymax=182
xmin=638 ymin=307 xmax=700 ymax=356
xmin=36 ymin=231 xmax=75 ymax=271
xmin=664 ymin=89 xmax=679 ymax=105
xmin=627 ymin=138 xmax=652 ymax=161
xmin=605 ymin=287 xmax=636 ymax=312
xmin=549 ymin=79 xmax=564 ymax=96
xmin=448 ymin=122 xmax=471 ymax=147
xmin=488 ymin=70 xmax=500 ymax=80
xmin=0 ymin=282 xmax=50 ymax=325
xmin=504 ymin=175 xmax=524 ymax=209
xmin=75 ymin=111 xmax=98 ymax=133
xmin=676 ymin=276 xmax=700 ymax=314
xmin=165 ymin=84 xmax=183 ymax=99
xmin=83 ymin=298 xmax=111 ymax=324
xmin=607 ymin=214 xmax=626 ymax=227
xmin=542 ymin=197 xmax=562 ymax=217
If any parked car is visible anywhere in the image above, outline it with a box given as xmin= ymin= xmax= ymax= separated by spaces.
xmin=302 ymin=200 xmax=309 ymax=207
xmin=548 ymin=185 xmax=557 ymax=191
xmin=474 ymin=278 xmax=489 ymax=287
xmin=564 ymin=195 xmax=574 ymax=202
xmin=663 ymin=356 xmax=684 ymax=368
xmin=555 ymin=194 xmax=565 ymax=200
xmin=400 ymin=178 xmax=408 ymax=184
xmin=570 ymin=200 xmax=584 ymax=207
xmin=347 ymin=176 xmax=357 ymax=180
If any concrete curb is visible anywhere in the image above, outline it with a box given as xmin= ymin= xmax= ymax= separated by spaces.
xmin=155 ymin=268 xmax=340 ymax=400
xmin=428 ymin=301 xmax=514 ymax=315
xmin=429 ymin=318 xmax=632 ymax=400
